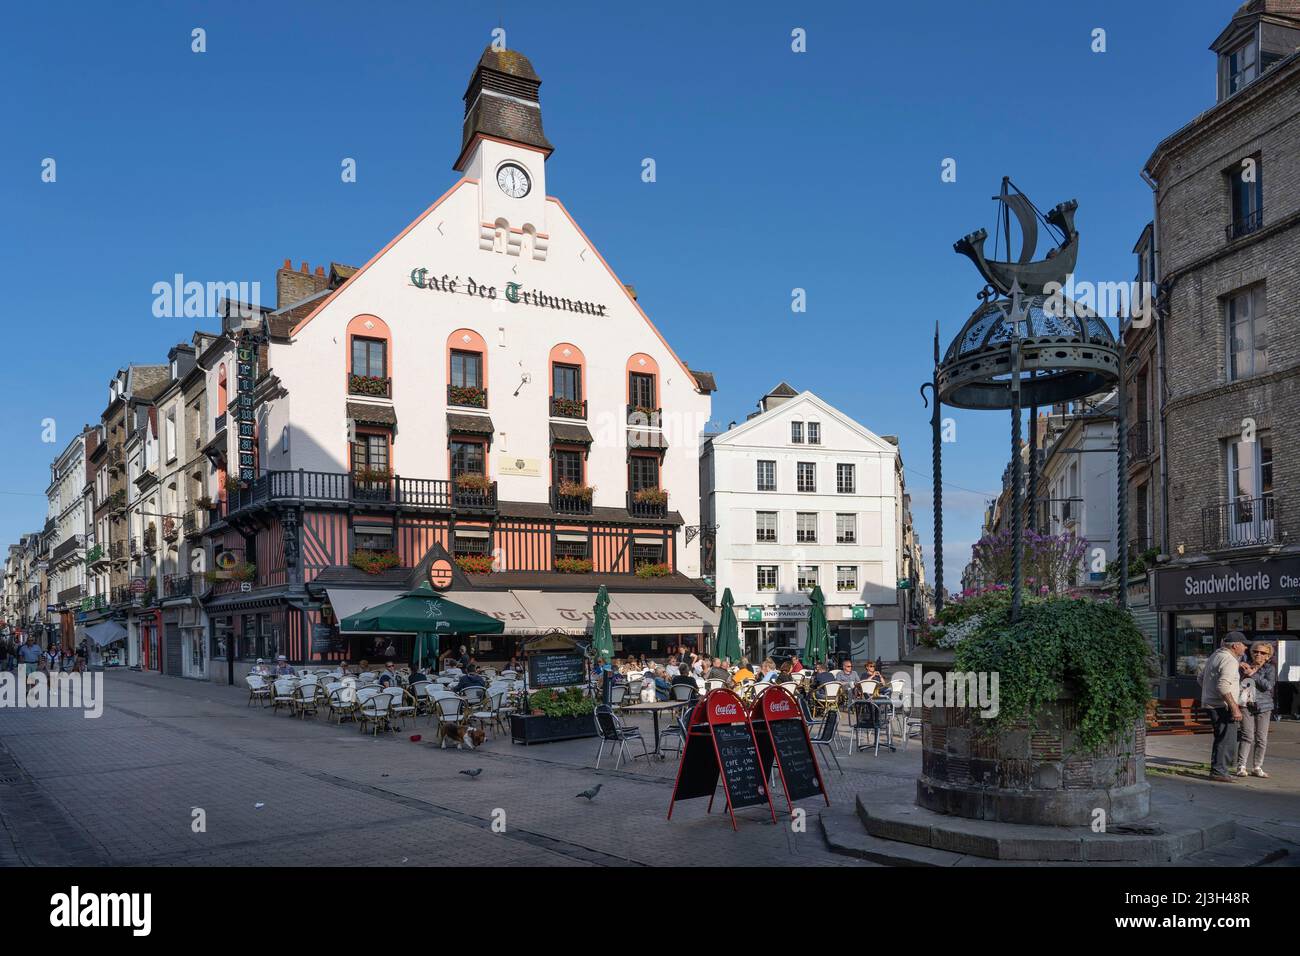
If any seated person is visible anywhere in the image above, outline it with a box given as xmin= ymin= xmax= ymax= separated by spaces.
xmin=252 ymin=658 xmax=271 ymax=677
xmin=378 ymin=661 xmax=402 ymax=686
xmin=790 ymin=655 xmax=805 ymax=673
xmin=651 ymin=667 xmax=673 ymax=702
xmin=670 ymin=667 xmax=699 ymax=691
xmin=810 ymin=662 xmax=836 ymax=688
xmin=453 ymin=664 xmax=487 ymax=694
xmin=273 ymin=655 xmax=297 ymax=677
xmin=861 ymin=660 xmax=885 ymax=691
xmin=705 ymin=658 xmax=731 ymax=682
xmin=732 ymin=659 xmax=756 ymax=684
xmin=837 ymin=660 xmax=858 ymax=694
xmin=408 ymin=667 xmax=429 ymax=684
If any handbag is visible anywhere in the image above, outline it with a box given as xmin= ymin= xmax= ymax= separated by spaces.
xmin=1238 ymin=678 xmax=1256 ymax=708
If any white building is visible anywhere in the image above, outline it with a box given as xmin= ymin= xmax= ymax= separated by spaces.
xmin=46 ymin=428 xmax=90 ymax=644
xmin=701 ymin=384 xmax=909 ymax=664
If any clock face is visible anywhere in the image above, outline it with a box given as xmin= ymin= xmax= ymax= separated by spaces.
xmin=496 ymin=163 xmax=531 ymax=198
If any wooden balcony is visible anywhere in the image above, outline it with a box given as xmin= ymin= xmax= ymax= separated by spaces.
xmin=221 ymin=470 xmax=498 ymax=518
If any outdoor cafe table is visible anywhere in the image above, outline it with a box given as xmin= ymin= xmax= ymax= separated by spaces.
xmin=620 ymin=700 xmax=689 ymax=760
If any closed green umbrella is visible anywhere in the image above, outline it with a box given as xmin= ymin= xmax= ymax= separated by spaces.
xmin=591 ymin=586 xmax=614 ymax=663
xmin=805 ymin=585 xmax=830 ymax=666
xmin=716 ymin=588 xmax=742 ymax=663
xmin=340 ymin=585 xmax=504 ymax=668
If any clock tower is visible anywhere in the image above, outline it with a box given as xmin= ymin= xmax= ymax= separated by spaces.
xmin=454 ymin=47 xmax=554 ymax=259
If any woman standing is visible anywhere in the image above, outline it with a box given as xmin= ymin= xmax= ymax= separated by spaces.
xmin=1237 ymin=641 xmax=1277 ymax=778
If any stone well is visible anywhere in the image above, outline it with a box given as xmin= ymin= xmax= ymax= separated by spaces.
xmin=915 ymin=697 xmax=1149 ymax=826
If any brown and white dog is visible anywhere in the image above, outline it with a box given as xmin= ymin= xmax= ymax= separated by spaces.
xmin=439 ymin=723 xmax=486 ymax=750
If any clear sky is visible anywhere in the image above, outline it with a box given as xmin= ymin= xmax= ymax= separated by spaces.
xmin=0 ymin=0 xmax=1230 ymax=585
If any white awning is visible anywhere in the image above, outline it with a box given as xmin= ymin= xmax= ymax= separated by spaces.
xmin=443 ymin=591 xmax=545 ymax=635
xmin=84 ymin=619 xmax=128 ymax=647
xmin=325 ymin=588 xmax=403 ymax=622
xmin=608 ymin=592 xmax=718 ymax=634
xmin=509 ymin=590 xmax=591 ymax=635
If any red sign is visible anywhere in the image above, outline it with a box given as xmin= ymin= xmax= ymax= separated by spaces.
xmin=707 ymin=688 xmax=747 ymax=725
xmin=130 ymin=578 xmax=147 ymax=594
xmin=761 ymin=688 xmax=799 ymax=722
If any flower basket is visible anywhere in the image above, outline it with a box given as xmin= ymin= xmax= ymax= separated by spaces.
xmin=196 ymin=495 xmax=215 ymax=511
xmin=455 ymin=473 xmax=492 ymax=492
xmin=554 ymin=557 xmax=593 ymax=574
xmin=352 ymin=467 xmax=391 ymax=484
xmin=557 ymin=480 xmax=594 ymax=501
xmin=348 ymin=374 xmax=390 ymax=397
xmin=455 ymin=554 xmax=494 ymax=575
xmin=634 ymin=561 xmax=671 ymax=578
xmin=448 ymin=385 xmax=486 ymax=408
xmin=633 ymin=487 xmax=668 ymax=505
xmin=552 ymin=397 xmax=585 ymax=418
xmin=223 ymin=475 xmax=243 ymax=494
xmin=630 ymin=404 xmax=658 ymax=420
xmin=351 ymin=550 xmax=400 ymax=575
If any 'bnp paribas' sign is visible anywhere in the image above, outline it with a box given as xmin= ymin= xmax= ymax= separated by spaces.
xmin=410 ymin=268 xmax=607 ymax=316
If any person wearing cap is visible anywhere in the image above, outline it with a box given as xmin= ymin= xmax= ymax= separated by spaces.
xmin=251 ymin=657 xmax=271 ymax=677
xmin=378 ymin=661 xmax=402 ymax=687
xmin=273 ymin=655 xmax=297 ymax=677
xmin=1200 ymin=633 xmax=1247 ymax=782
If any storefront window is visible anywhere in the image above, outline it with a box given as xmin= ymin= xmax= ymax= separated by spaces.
xmin=1173 ymin=613 xmax=1214 ymax=676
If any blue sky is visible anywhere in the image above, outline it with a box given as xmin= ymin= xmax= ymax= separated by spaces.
xmin=0 ymin=0 xmax=1230 ymax=584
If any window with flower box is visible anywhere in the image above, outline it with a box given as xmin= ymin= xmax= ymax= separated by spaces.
xmin=632 ymin=540 xmax=665 ymax=568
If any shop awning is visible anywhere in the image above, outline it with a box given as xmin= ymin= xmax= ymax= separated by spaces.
xmin=325 ymin=587 xmax=404 ymax=624
xmin=510 ymin=590 xmax=592 ymax=635
xmin=608 ymin=592 xmax=718 ymax=634
xmin=443 ymin=590 xmax=543 ymax=634
xmin=84 ymin=619 xmax=128 ymax=647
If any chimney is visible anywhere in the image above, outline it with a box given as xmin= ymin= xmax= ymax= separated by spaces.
xmin=624 ymin=284 xmax=638 ymax=301
xmin=277 ymin=259 xmax=331 ymax=309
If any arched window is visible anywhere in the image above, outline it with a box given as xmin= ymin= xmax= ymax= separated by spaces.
xmin=347 ymin=315 xmax=392 ymax=399
xmin=493 ymin=218 xmax=508 ymax=255
xmin=447 ymin=330 xmax=488 ymax=409
xmin=549 ymin=343 xmax=586 ymax=420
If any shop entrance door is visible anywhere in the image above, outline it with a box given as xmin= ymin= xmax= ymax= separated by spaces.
xmin=164 ymin=623 xmax=182 ymax=676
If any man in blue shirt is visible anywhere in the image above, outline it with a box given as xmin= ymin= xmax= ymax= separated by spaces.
xmin=454 ymin=664 xmax=487 ymax=694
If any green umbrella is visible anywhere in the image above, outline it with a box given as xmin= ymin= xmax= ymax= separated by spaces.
xmin=591 ymin=586 xmax=614 ymax=663
xmin=340 ymin=585 xmax=504 ymax=668
xmin=805 ymin=585 xmax=830 ymax=666
xmin=715 ymin=588 xmax=742 ymax=663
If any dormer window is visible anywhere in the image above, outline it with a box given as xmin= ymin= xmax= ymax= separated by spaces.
xmin=1223 ymin=37 xmax=1258 ymax=97
xmin=791 ymin=421 xmax=804 ymax=444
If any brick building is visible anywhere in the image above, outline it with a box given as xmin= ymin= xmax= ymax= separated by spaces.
xmin=1146 ymin=0 xmax=1300 ymax=696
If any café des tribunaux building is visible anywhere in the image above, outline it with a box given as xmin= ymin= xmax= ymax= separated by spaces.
xmin=205 ymin=46 xmax=718 ymax=673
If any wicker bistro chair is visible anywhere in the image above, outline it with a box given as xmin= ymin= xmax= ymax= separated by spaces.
xmin=271 ymin=678 xmax=298 ymax=714
xmin=703 ymin=678 xmax=726 ymax=693
xmin=811 ymin=680 xmax=843 ymax=720
xmin=245 ymin=675 xmax=271 ymax=707
xmin=410 ymin=681 xmax=436 ymax=717
xmin=357 ymin=691 xmax=393 ymax=736
xmin=669 ymin=683 xmax=696 ymax=702
xmin=434 ymin=695 xmax=469 ymax=737
xmin=461 ymin=685 xmax=488 ymax=707
xmin=327 ymin=686 xmax=359 ymax=724
xmin=857 ymin=679 xmax=881 ymax=700
xmin=593 ymin=705 xmax=649 ymax=770
xmin=292 ymin=684 xmax=320 ymax=719
xmin=383 ymin=687 xmax=418 ymax=731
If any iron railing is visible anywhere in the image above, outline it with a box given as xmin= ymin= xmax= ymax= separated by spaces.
xmin=1202 ymin=496 xmax=1278 ymax=550
xmin=551 ymin=486 xmax=593 ymax=516
xmin=550 ymin=396 xmax=587 ymax=420
xmin=1226 ymin=208 xmax=1264 ymax=241
xmin=1126 ymin=425 xmax=1151 ymax=462
xmin=628 ymin=489 xmax=668 ymax=519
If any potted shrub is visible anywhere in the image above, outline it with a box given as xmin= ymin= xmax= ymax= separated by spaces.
xmin=916 ymin=586 xmax=1155 ymax=825
xmin=352 ymin=466 xmax=391 ymax=483
xmin=557 ymin=480 xmax=594 ymax=501
xmin=196 ymin=495 xmax=215 ymax=511
xmin=223 ymin=475 xmax=243 ymax=495
xmin=455 ymin=554 xmax=494 ymax=575
xmin=350 ymin=550 xmax=401 ymax=575
xmin=633 ymin=487 xmax=668 ymax=506
xmin=634 ymin=561 xmax=671 ymax=578
xmin=552 ymin=396 xmax=585 ymax=418
xmin=510 ymin=687 xmax=598 ymax=744
xmin=348 ymin=373 xmax=390 ymax=397
xmin=554 ymin=556 xmax=593 ymax=574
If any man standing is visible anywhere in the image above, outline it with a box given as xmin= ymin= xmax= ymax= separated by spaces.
xmin=1201 ymin=633 xmax=1246 ymax=782
xmin=18 ymin=637 xmax=42 ymax=684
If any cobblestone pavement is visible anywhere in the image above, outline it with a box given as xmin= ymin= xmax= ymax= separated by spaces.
xmin=0 ymin=671 xmax=908 ymax=867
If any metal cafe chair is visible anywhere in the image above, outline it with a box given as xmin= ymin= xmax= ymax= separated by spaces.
xmin=670 ymin=683 xmax=695 ymax=702
xmin=606 ymin=682 xmax=629 ymax=708
xmin=593 ymin=705 xmax=649 ymax=770
xmin=810 ymin=709 xmax=843 ymax=774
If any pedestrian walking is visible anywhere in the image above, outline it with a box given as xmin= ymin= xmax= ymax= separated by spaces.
xmin=1236 ymin=641 xmax=1276 ymax=778
xmin=1201 ymin=633 xmax=1247 ymax=782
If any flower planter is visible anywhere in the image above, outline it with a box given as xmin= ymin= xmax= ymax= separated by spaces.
xmin=509 ymin=713 xmax=597 ymax=745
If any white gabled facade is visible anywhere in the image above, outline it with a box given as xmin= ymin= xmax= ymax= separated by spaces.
xmin=701 ymin=386 xmax=907 ymax=662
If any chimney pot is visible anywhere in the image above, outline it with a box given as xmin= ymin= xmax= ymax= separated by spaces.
xmin=300 ymin=261 xmax=308 ymax=273
xmin=282 ymin=258 xmax=291 ymax=270
xmin=315 ymin=266 xmax=325 ymax=277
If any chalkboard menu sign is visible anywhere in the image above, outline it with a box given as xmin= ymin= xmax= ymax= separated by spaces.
xmin=768 ymin=719 xmax=822 ymax=802
xmin=712 ymin=722 xmax=768 ymax=809
xmin=668 ymin=689 xmax=776 ymax=830
xmin=760 ymin=688 xmax=828 ymax=808
xmin=311 ymin=624 xmax=344 ymax=655
xmin=528 ymin=651 xmax=586 ymax=689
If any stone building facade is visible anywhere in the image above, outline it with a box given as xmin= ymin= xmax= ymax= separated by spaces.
xmin=1147 ymin=0 xmax=1300 ymax=696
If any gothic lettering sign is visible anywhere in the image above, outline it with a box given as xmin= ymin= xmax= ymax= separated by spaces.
xmin=409 ymin=268 xmax=607 ymax=316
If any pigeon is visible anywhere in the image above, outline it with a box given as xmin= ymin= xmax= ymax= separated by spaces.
xmin=459 ymin=768 xmax=483 ymax=778
xmin=575 ymin=784 xmax=603 ymax=801
xmin=254 ymin=803 xmax=265 ymax=809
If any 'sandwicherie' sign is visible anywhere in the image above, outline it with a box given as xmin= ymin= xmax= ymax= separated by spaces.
xmin=409 ymin=268 xmax=608 ymax=316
